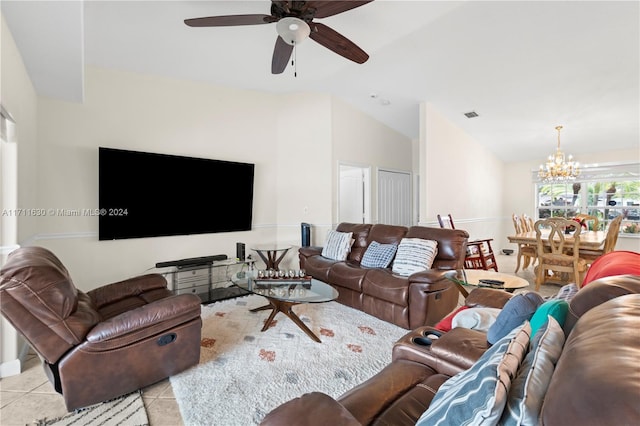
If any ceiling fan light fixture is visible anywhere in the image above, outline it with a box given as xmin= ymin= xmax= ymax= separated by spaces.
xmin=276 ymin=17 xmax=310 ymax=45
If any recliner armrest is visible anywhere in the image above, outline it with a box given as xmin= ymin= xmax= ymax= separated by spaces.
xmin=299 ymin=246 xmax=323 ymax=258
xmin=261 ymin=392 xmax=360 ymax=426
xmin=408 ymin=269 xmax=449 ymax=291
xmin=86 ymin=294 xmax=201 ymax=344
xmin=465 ymin=287 xmax=513 ymax=309
xmin=88 ymin=274 xmax=169 ymax=308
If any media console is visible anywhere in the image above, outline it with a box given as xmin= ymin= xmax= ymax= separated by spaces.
xmin=153 ymin=257 xmax=255 ymax=304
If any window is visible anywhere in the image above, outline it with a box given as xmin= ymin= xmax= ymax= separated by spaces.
xmin=534 ymin=163 xmax=640 ymax=235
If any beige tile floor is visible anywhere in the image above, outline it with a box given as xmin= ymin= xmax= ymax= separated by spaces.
xmin=0 ymin=253 xmax=558 ymax=425
xmin=0 ymin=349 xmax=183 ymax=425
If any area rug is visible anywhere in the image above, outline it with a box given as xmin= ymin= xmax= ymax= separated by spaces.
xmin=35 ymin=391 xmax=148 ymax=426
xmin=170 ymin=295 xmax=407 ymax=425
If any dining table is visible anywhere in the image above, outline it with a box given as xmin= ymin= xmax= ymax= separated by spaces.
xmin=507 ymin=230 xmax=606 ymax=251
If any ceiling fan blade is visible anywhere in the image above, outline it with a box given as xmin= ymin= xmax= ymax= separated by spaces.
xmin=309 ymin=22 xmax=369 ymax=64
xmin=272 ymin=36 xmax=294 ymax=74
xmin=184 ymin=14 xmax=276 ymax=27
xmin=310 ymin=1 xmax=374 ymax=19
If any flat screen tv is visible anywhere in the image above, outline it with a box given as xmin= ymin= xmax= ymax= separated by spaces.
xmin=99 ymin=147 xmax=254 ymax=240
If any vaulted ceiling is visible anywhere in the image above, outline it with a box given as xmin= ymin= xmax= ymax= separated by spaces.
xmin=2 ymin=1 xmax=638 ymax=162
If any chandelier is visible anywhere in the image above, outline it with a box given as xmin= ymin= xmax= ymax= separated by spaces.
xmin=538 ymin=125 xmax=580 ymax=182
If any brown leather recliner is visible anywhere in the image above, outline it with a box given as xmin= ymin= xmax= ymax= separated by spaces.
xmin=0 ymin=246 xmax=203 ymax=411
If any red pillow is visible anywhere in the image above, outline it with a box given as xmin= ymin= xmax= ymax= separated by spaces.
xmin=582 ymin=251 xmax=640 ymax=286
xmin=433 ymin=305 xmax=470 ymax=332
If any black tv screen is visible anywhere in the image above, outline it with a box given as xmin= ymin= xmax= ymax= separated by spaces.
xmin=99 ymin=147 xmax=254 ymax=240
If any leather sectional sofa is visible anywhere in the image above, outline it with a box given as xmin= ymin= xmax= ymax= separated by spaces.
xmin=299 ymin=223 xmax=469 ymax=329
xmin=262 ymin=274 xmax=640 ymax=425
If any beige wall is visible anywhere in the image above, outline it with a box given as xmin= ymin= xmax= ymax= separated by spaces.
xmin=0 ymin=13 xmax=39 ymax=377
xmin=420 ymin=102 xmax=505 ymax=243
xmin=331 ymin=98 xmax=414 ymax=227
xmin=22 ymin=66 xmax=413 ymax=288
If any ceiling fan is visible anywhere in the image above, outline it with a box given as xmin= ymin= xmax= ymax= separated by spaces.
xmin=184 ymin=1 xmax=373 ymax=74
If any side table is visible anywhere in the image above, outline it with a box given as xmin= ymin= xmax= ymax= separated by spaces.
xmin=251 ymin=244 xmax=291 ymax=270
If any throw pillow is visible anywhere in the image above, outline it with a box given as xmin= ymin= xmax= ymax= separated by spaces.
xmin=549 ymin=283 xmax=578 ymax=303
xmin=451 ymin=307 xmax=502 ymax=332
xmin=360 ymin=241 xmax=398 ymax=268
xmin=487 ymin=292 xmax=544 ymax=345
xmin=433 ymin=305 xmax=470 ymax=332
xmin=416 ymin=322 xmax=532 ymax=426
xmin=529 ymin=300 xmax=569 ymax=339
xmin=321 ymin=230 xmax=353 ymax=261
xmin=500 ymin=316 xmax=565 ymax=425
xmin=391 ymin=238 xmax=438 ymax=277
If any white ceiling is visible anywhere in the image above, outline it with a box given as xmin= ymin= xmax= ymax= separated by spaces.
xmin=2 ymin=0 xmax=639 ymax=162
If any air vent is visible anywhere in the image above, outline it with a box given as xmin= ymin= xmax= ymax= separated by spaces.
xmin=464 ymin=111 xmax=479 ymax=118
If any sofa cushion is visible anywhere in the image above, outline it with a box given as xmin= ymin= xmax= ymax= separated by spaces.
xmin=416 ymin=322 xmax=531 ymax=426
xmin=336 ymin=223 xmax=372 ymax=263
xmin=392 ymin=238 xmax=438 ymax=276
xmin=361 ymin=269 xmax=409 ymax=306
xmin=543 ymin=294 xmax=640 ymax=425
xmin=361 ymin=241 xmax=398 ymax=268
xmin=500 ymin=316 xmax=565 ymax=425
xmin=328 ymin=262 xmax=369 ymax=292
xmin=322 ymin=230 xmax=353 ymax=261
xmin=487 ymin=292 xmax=544 ymax=345
xmin=529 ymin=299 xmax=568 ymax=339
xmin=304 ymin=255 xmax=339 ymax=283
xmin=405 ymin=226 xmax=469 ymax=270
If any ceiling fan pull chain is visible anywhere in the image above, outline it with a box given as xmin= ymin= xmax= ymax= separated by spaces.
xmin=293 ymin=41 xmax=297 ymax=77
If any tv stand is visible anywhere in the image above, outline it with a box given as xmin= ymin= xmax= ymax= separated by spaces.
xmin=154 ymin=258 xmax=255 ymax=304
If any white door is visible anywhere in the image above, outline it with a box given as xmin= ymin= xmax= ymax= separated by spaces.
xmin=378 ymin=169 xmax=412 ymax=226
xmin=339 ymin=165 xmax=370 ymax=223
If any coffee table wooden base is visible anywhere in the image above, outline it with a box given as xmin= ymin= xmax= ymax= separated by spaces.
xmin=251 ymin=298 xmax=322 ymax=343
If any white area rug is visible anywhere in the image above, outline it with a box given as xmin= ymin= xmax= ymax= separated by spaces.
xmin=35 ymin=391 xmax=147 ymax=426
xmin=170 ymin=295 xmax=407 ymax=425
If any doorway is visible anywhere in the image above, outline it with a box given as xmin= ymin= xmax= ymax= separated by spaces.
xmin=338 ymin=164 xmax=370 ymax=224
xmin=378 ymin=169 xmax=412 ymax=226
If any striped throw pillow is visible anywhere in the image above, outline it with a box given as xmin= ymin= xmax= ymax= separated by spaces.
xmin=321 ymin=230 xmax=353 ymax=261
xmin=500 ymin=316 xmax=565 ymax=425
xmin=416 ymin=322 xmax=532 ymax=426
xmin=392 ymin=238 xmax=438 ymax=276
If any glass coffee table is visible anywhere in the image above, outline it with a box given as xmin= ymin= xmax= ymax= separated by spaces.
xmin=231 ymin=271 xmax=338 ymax=343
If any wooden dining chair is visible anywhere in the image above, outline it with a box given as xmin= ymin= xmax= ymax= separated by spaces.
xmin=437 ymin=213 xmax=498 ymax=271
xmin=521 ymin=213 xmax=535 ymax=232
xmin=579 ymin=215 xmax=623 ymax=265
xmin=512 ymin=214 xmax=536 ymax=273
xmin=534 ymin=218 xmax=588 ymax=291
xmin=575 ymin=213 xmax=600 ymax=231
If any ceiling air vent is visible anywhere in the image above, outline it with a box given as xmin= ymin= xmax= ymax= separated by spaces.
xmin=464 ymin=111 xmax=479 ymax=118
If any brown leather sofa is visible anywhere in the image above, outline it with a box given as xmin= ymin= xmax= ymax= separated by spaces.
xmin=262 ymin=274 xmax=640 ymax=425
xmin=0 ymin=246 xmax=203 ymax=411
xmin=299 ymin=223 xmax=469 ymax=329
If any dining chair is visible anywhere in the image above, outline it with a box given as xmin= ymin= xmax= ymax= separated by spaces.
xmin=579 ymin=215 xmax=623 ymax=265
xmin=437 ymin=214 xmax=498 ymax=271
xmin=575 ymin=213 xmax=600 ymax=231
xmin=521 ymin=213 xmax=535 ymax=232
xmin=512 ymin=213 xmax=536 ymax=273
xmin=534 ymin=218 xmax=588 ymax=291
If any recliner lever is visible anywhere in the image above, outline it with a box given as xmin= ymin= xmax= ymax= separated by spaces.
xmin=157 ymin=333 xmax=177 ymax=346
